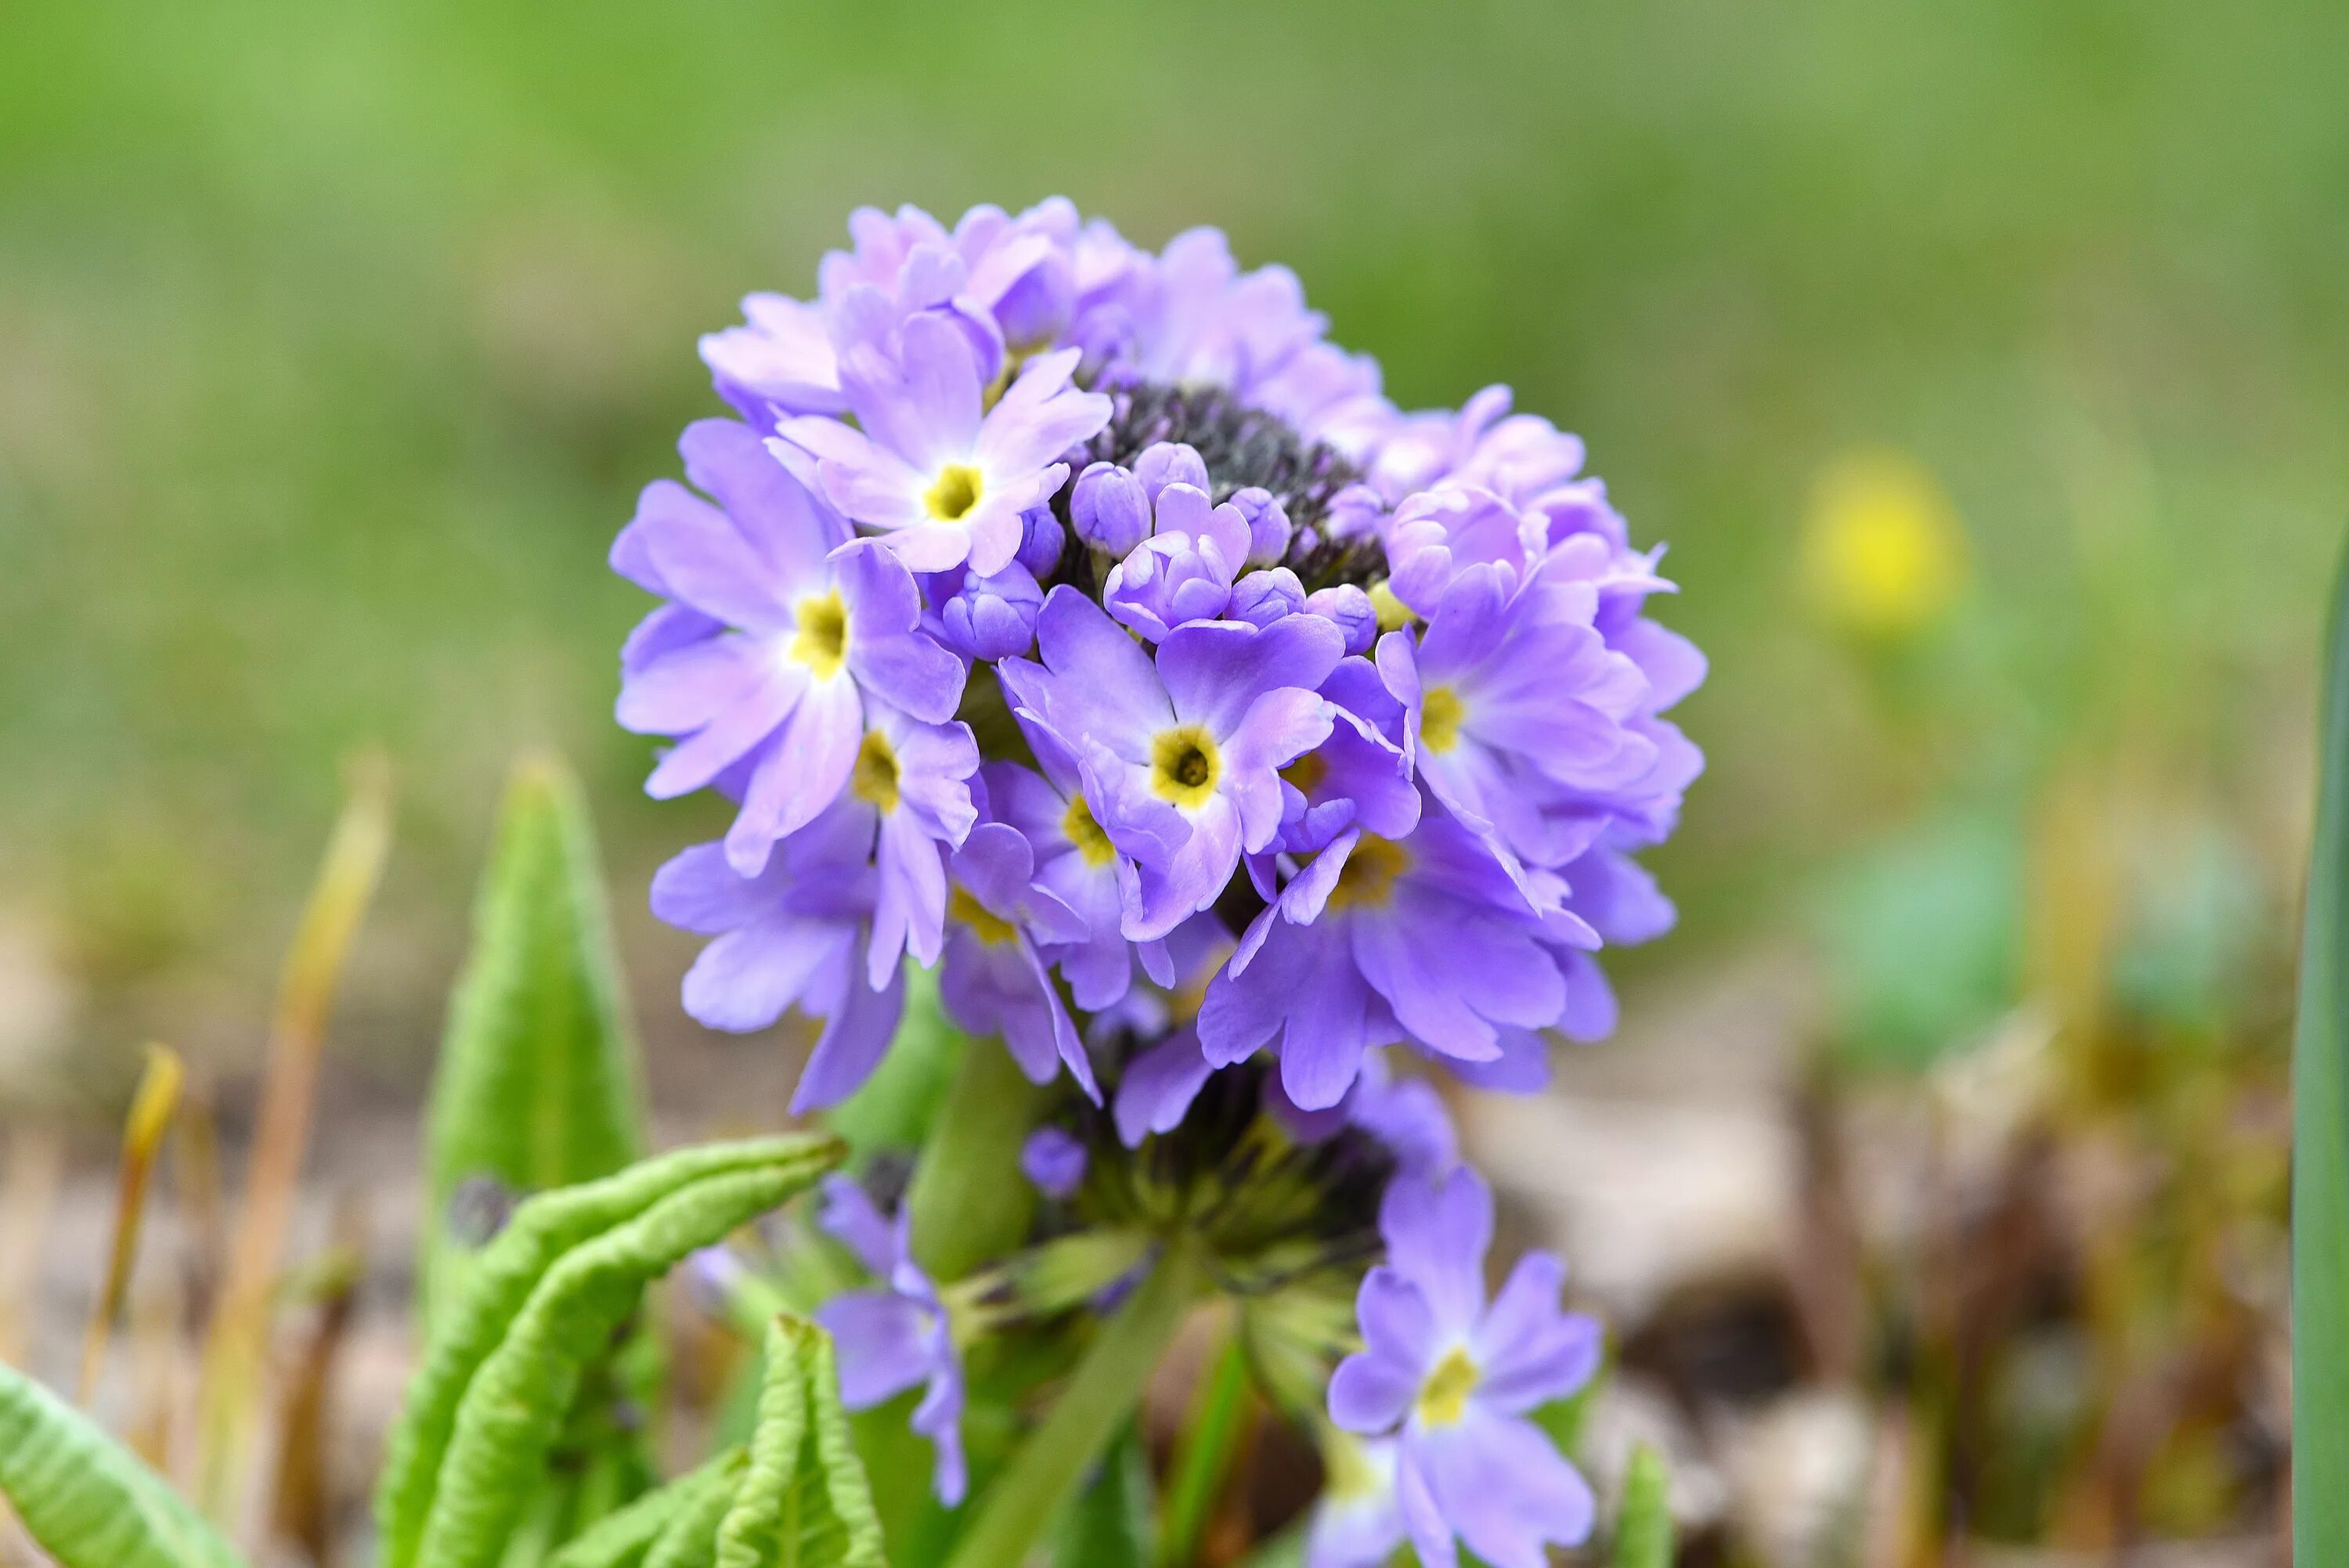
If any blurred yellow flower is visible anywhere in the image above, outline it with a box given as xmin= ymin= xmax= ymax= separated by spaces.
xmin=1800 ymin=449 xmax=1967 ymax=640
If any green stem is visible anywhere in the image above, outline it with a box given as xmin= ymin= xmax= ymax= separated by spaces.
xmin=942 ymin=1245 xmax=1203 ymax=1568
xmin=1157 ymin=1327 xmax=1250 ymax=1567
xmin=904 ymin=1034 xmax=1045 ymax=1281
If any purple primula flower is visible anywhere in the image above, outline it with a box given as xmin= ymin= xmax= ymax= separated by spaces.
xmin=705 ymin=200 xmax=1084 ymax=426
xmin=846 ymin=700 xmax=982 ymax=988
xmin=774 ymin=313 xmax=1110 ymax=575
xmin=1019 ymin=1126 xmax=1088 ymax=1199
xmin=1101 ymin=481 xmax=1254 ymax=641
xmin=612 ymin=420 xmax=966 ymax=877
xmin=938 ymin=820 xmax=1100 ymax=1101
xmin=1305 ymin=1433 xmax=1407 ymax=1568
xmin=1329 ymin=1167 xmax=1602 ymax=1568
xmin=1199 ymin=814 xmax=1598 ymax=1110
xmin=1347 ymin=1051 xmax=1460 ymax=1177
xmin=1112 ymin=1028 xmax=1217 ymax=1148
xmin=999 ymin=589 xmax=1343 ymax=943
xmin=1377 ymin=561 xmax=1657 ymax=869
xmin=981 ymin=751 xmax=1137 ymax=1011
xmin=815 ymin=1175 xmax=969 ymax=1506
xmin=1274 ymin=656 xmax=1421 ymax=855
xmin=648 ymin=802 xmax=907 ymax=1114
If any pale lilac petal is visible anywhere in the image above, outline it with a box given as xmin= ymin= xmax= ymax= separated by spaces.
xmin=791 ymin=957 xmax=907 ymax=1112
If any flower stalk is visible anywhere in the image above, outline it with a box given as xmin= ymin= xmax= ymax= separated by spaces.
xmin=941 ymin=1242 xmax=1203 ymax=1568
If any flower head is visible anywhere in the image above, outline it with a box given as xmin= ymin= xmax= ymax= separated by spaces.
xmin=1329 ymin=1167 xmax=1601 ymax=1568
xmin=632 ymin=200 xmax=1701 ymax=1154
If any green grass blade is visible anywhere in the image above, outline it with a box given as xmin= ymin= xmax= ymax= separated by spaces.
xmin=1611 ymin=1443 xmax=1672 ymax=1568
xmin=424 ymin=755 xmax=647 ymax=1325
xmin=1156 ymin=1336 xmax=1243 ymax=1567
xmin=0 ymin=1358 xmax=246 ymax=1568
xmin=2295 ymin=549 xmax=2349 ymax=1566
xmin=376 ymin=1136 xmax=842 ymax=1568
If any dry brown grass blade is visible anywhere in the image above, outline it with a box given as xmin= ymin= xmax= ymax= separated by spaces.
xmin=194 ymin=752 xmax=393 ymax=1523
xmin=79 ymin=1043 xmax=185 ymax=1402
xmin=269 ymin=1197 xmax=366 ymax=1568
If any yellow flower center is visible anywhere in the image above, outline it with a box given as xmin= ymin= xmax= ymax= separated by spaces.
xmin=1416 ymin=1346 xmax=1480 ymax=1428
xmin=1369 ymin=579 xmax=1414 ymax=633
xmin=1150 ymin=726 xmax=1221 ymax=810
xmin=787 ymin=589 xmax=849 ymax=678
xmin=1327 ymin=835 xmax=1409 ymax=911
xmin=1418 ymin=687 xmax=1464 ymax=755
xmin=947 ymin=885 xmax=1018 ymax=945
xmin=924 ymin=463 xmax=984 ymax=523
xmin=1322 ymin=1433 xmax=1384 ymax=1501
xmin=850 ymin=729 xmax=900 ymax=813
xmin=1063 ymin=792 xmax=1117 ymax=867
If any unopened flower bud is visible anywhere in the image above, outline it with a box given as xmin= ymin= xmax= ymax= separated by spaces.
xmin=1227 ymin=487 xmax=1294 ymax=567
xmin=1132 ymin=441 xmax=1211 ymax=503
xmin=1229 ymin=568 xmax=1307 ymax=629
xmin=1016 ymin=505 xmax=1066 ymax=578
xmin=1306 ymin=584 xmax=1377 ymax=654
xmin=940 ymin=563 xmax=1045 ymax=661
xmin=1070 ymin=462 xmax=1151 ymax=556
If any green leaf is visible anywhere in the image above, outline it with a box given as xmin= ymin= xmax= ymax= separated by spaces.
xmin=375 ymin=1135 xmax=843 ymax=1568
xmin=2295 ymin=549 xmax=2349 ymax=1566
xmin=1611 ymin=1443 xmax=1672 ymax=1568
xmin=547 ymin=1451 xmax=745 ymax=1568
xmin=424 ymin=755 xmax=647 ymax=1325
xmin=1052 ymin=1422 xmax=1150 ymax=1568
xmin=0 ymin=1357 xmax=246 ymax=1568
xmin=713 ymin=1317 xmax=886 ymax=1568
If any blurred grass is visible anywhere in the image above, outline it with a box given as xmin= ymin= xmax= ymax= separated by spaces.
xmin=1 ymin=0 xmax=2344 ymax=1083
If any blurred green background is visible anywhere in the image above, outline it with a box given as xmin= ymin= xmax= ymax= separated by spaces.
xmin=2 ymin=0 xmax=2343 ymax=1093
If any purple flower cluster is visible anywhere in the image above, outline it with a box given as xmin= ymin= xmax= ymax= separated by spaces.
xmin=618 ymin=199 xmax=1702 ymax=1125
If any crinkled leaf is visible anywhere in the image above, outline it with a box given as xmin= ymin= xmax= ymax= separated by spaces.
xmin=376 ymin=1136 xmax=842 ymax=1568
xmin=0 ymin=1357 xmax=245 ymax=1568
xmin=548 ymin=1450 xmax=746 ymax=1568
xmin=644 ymin=1451 xmax=748 ymax=1568
xmin=715 ymin=1317 xmax=886 ymax=1568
